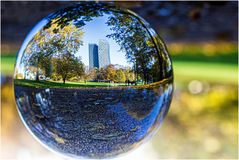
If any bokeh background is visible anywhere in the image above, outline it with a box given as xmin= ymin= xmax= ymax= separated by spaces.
xmin=1 ymin=1 xmax=238 ymax=159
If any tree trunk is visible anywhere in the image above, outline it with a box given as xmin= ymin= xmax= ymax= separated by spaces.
xmin=135 ymin=61 xmax=138 ymax=82
xmin=35 ymin=57 xmax=40 ymax=81
xmin=36 ymin=71 xmax=39 ymax=81
xmin=36 ymin=67 xmax=39 ymax=81
xmin=63 ymin=77 xmax=66 ymax=84
xmin=143 ymin=71 xmax=147 ymax=84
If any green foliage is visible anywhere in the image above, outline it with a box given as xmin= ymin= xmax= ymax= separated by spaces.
xmin=55 ymin=53 xmax=85 ymax=83
xmin=84 ymin=68 xmax=97 ymax=81
xmin=105 ymin=64 xmax=116 ymax=81
xmin=69 ymin=76 xmax=79 ymax=82
xmin=21 ymin=21 xmax=84 ymax=82
xmin=44 ymin=2 xmax=108 ymax=30
xmin=92 ymin=65 xmax=135 ymax=83
xmin=124 ymin=68 xmax=135 ymax=82
xmin=97 ymin=68 xmax=107 ymax=81
xmin=51 ymin=72 xmax=61 ymax=81
xmin=106 ymin=12 xmax=169 ymax=83
xmin=114 ymin=69 xmax=126 ymax=83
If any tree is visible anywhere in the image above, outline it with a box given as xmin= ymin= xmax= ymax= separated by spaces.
xmin=106 ymin=12 xmax=165 ymax=83
xmin=84 ymin=68 xmax=97 ymax=82
xmin=105 ymin=64 xmax=116 ymax=82
xmin=114 ymin=69 xmax=126 ymax=83
xmin=124 ymin=68 xmax=135 ymax=82
xmin=97 ymin=68 xmax=107 ymax=81
xmin=44 ymin=2 xmax=110 ymax=30
xmin=22 ymin=20 xmax=84 ymax=81
xmin=55 ymin=52 xmax=84 ymax=84
xmin=23 ymin=30 xmax=58 ymax=81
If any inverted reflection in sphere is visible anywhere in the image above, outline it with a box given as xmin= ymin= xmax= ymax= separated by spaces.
xmin=14 ymin=2 xmax=173 ymax=159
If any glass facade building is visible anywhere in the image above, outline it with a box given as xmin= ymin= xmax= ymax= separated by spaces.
xmin=98 ymin=39 xmax=110 ymax=68
xmin=89 ymin=43 xmax=99 ymax=69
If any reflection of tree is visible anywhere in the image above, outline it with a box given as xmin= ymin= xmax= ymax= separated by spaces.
xmin=105 ymin=64 xmax=116 ymax=82
xmin=97 ymin=68 xmax=107 ymax=81
xmin=24 ymin=30 xmax=58 ymax=81
xmin=44 ymin=2 xmax=109 ymax=31
xmin=43 ymin=2 xmax=172 ymax=83
xmin=55 ymin=53 xmax=84 ymax=84
xmin=23 ymin=20 xmax=84 ymax=82
xmin=84 ymin=68 xmax=97 ymax=83
xmin=124 ymin=68 xmax=135 ymax=82
xmin=115 ymin=69 xmax=126 ymax=83
xmin=106 ymin=12 xmax=166 ymax=83
xmin=84 ymin=65 xmax=132 ymax=83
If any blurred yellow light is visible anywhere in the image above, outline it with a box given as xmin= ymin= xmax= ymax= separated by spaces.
xmin=188 ymin=80 xmax=203 ymax=94
xmin=203 ymin=136 xmax=221 ymax=153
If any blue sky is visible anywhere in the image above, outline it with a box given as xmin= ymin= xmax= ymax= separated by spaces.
xmin=77 ymin=15 xmax=129 ymax=67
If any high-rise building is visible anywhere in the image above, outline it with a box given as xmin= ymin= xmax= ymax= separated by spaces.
xmin=89 ymin=44 xmax=99 ymax=69
xmin=98 ymin=39 xmax=110 ymax=68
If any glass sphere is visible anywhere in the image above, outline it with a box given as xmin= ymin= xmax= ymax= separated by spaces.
xmin=14 ymin=2 xmax=173 ymax=159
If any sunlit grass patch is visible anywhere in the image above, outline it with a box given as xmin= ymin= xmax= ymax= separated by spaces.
xmin=173 ymin=61 xmax=238 ymax=85
xmin=1 ymin=54 xmax=16 ymax=75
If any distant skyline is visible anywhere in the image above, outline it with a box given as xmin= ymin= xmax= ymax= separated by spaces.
xmin=77 ymin=15 xmax=130 ymax=67
xmin=89 ymin=39 xmax=111 ymax=69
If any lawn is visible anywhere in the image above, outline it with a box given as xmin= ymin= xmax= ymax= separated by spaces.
xmin=173 ymin=61 xmax=237 ymax=85
xmin=14 ymin=79 xmax=128 ymax=88
xmin=1 ymin=54 xmax=16 ymax=75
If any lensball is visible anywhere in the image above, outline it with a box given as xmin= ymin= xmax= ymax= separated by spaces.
xmin=14 ymin=2 xmax=173 ymax=159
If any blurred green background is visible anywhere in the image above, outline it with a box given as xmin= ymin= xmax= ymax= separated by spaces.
xmin=1 ymin=1 xmax=238 ymax=159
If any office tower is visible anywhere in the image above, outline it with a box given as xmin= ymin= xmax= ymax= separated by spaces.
xmin=98 ymin=39 xmax=110 ymax=68
xmin=89 ymin=44 xmax=99 ymax=69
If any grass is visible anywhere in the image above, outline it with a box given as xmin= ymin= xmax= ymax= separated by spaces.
xmin=171 ymin=53 xmax=238 ymax=65
xmin=14 ymin=79 xmax=128 ymax=88
xmin=14 ymin=78 xmax=172 ymax=89
xmin=173 ymin=61 xmax=238 ymax=85
xmin=65 ymin=81 xmax=127 ymax=86
xmin=1 ymin=54 xmax=16 ymax=75
xmin=168 ymin=42 xmax=238 ymax=65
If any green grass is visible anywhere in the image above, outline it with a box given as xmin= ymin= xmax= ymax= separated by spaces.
xmin=1 ymin=54 xmax=16 ymax=75
xmin=173 ymin=61 xmax=238 ymax=85
xmin=171 ymin=52 xmax=238 ymax=65
xmin=14 ymin=79 xmax=127 ymax=88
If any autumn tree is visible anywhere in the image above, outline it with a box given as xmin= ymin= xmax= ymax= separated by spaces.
xmin=114 ymin=69 xmax=126 ymax=83
xmin=105 ymin=64 xmax=116 ymax=82
xmin=83 ymin=67 xmax=97 ymax=82
xmin=97 ymin=68 xmax=107 ymax=81
xmin=23 ymin=19 xmax=84 ymax=82
xmin=124 ymin=68 xmax=135 ymax=82
xmin=23 ymin=29 xmax=61 ymax=81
